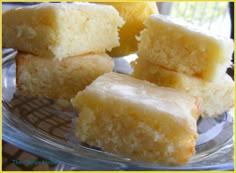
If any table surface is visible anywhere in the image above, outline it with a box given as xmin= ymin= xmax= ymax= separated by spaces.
xmin=3 ymin=141 xmax=57 ymax=171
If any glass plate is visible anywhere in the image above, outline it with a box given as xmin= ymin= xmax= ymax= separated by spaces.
xmin=2 ymin=49 xmax=234 ymax=170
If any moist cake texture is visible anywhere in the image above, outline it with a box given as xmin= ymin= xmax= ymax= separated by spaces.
xmin=16 ymin=52 xmax=113 ymax=99
xmin=71 ymin=72 xmax=200 ymax=165
xmin=132 ymin=58 xmax=234 ymax=117
xmin=3 ymin=3 xmax=124 ymax=60
xmin=138 ymin=14 xmax=233 ymax=81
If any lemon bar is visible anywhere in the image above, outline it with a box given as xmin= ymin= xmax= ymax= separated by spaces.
xmin=3 ymin=3 xmax=124 ymax=60
xmin=97 ymin=2 xmax=158 ymax=57
xmin=71 ymin=72 xmax=199 ymax=165
xmin=138 ymin=14 xmax=233 ymax=81
xmin=16 ymin=52 xmax=113 ymax=99
xmin=132 ymin=58 xmax=234 ymax=117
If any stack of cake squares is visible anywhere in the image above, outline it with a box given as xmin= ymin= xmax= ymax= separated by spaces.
xmin=3 ymin=2 xmax=124 ymax=99
xmin=2 ymin=2 xmax=234 ymax=165
xmin=132 ymin=14 xmax=234 ymax=117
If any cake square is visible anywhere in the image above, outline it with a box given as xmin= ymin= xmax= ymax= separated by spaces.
xmin=132 ymin=57 xmax=234 ymax=117
xmin=71 ymin=72 xmax=200 ymax=165
xmin=138 ymin=14 xmax=233 ymax=81
xmin=3 ymin=3 xmax=124 ymax=60
xmin=16 ymin=52 xmax=113 ymax=99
